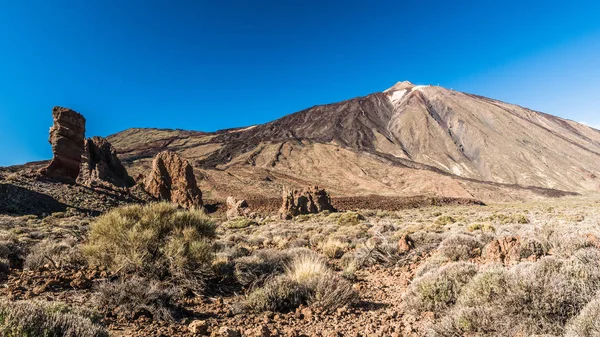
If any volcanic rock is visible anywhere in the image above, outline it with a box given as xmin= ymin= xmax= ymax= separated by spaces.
xmin=279 ymin=186 xmax=336 ymax=219
xmin=145 ymin=151 xmax=203 ymax=209
xmin=40 ymin=107 xmax=86 ymax=182
xmin=77 ymin=136 xmax=134 ymax=188
xmin=226 ymin=196 xmax=251 ymax=219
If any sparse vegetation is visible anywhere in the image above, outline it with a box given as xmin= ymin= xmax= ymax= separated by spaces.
xmin=240 ymin=253 xmax=357 ymax=312
xmin=0 ymin=300 xmax=107 ymax=337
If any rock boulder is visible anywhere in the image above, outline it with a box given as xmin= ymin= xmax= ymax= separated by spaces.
xmin=279 ymin=186 xmax=335 ymax=219
xmin=226 ymin=196 xmax=251 ymax=219
xmin=144 ymin=151 xmax=203 ymax=209
xmin=40 ymin=107 xmax=86 ymax=182
xmin=77 ymin=136 xmax=134 ymax=188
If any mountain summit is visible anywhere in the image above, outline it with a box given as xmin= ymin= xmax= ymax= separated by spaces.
xmin=108 ymin=82 xmax=600 ymax=201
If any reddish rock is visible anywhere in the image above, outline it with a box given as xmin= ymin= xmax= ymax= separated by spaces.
xmin=189 ymin=320 xmax=209 ymax=335
xmin=279 ymin=186 xmax=336 ymax=219
xmin=483 ymin=236 xmax=521 ymax=265
xmin=145 ymin=151 xmax=203 ymax=209
xmin=77 ymin=136 xmax=134 ymax=188
xmin=398 ymin=235 xmax=415 ymax=253
xmin=40 ymin=107 xmax=86 ymax=182
xmin=226 ymin=196 xmax=251 ymax=219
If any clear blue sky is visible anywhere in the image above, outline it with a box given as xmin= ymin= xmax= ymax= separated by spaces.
xmin=1 ymin=0 xmax=600 ymax=166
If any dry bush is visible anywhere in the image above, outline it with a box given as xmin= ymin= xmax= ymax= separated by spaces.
xmin=82 ymin=203 xmax=216 ymax=292
xmin=348 ymin=237 xmax=398 ymax=268
xmin=0 ymin=300 xmax=107 ymax=337
xmin=94 ymin=277 xmax=180 ymax=322
xmin=0 ymin=237 xmax=24 ymax=270
xmin=565 ymin=294 xmax=600 ymax=337
xmin=437 ymin=234 xmax=482 ymax=261
xmin=24 ymin=238 xmax=86 ymax=271
xmin=234 ymin=248 xmax=313 ymax=287
xmin=337 ymin=212 xmax=365 ymax=226
xmin=320 ymin=237 xmax=348 ymax=259
xmin=433 ymin=248 xmax=600 ymax=336
xmin=403 ymin=262 xmax=478 ymax=313
xmin=240 ymin=253 xmax=357 ymax=312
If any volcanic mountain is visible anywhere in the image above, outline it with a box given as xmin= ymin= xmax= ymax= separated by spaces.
xmin=108 ymin=81 xmax=600 ymax=202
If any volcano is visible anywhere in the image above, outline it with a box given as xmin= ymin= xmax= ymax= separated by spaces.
xmin=107 ymin=81 xmax=600 ymax=202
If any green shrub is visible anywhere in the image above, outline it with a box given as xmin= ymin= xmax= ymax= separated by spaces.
xmin=0 ymin=300 xmax=107 ymax=337
xmin=337 ymin=212 xmax=365 ymax=226
xmin=403 ymin=262 xmax=478 ymax=313
xmin=435 ymin=216 xmax=456 ymax=226
xmin=94 ymin=277 xmax=179 ymax=322
xmin=82 ymin=203 xmax=216 ymax=292
xmin=224 ymin=218 xmax=258 ymax=229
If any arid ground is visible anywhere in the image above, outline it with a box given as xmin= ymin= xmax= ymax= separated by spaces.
xmin=2 ymin=196 xmax=600 ymax=337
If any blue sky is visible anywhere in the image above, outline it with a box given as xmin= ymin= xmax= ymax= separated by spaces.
xmin=1 ymin=1 xmax=599 ymax=166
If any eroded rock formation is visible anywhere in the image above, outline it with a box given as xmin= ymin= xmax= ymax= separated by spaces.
xmin=226 ymin=196 xmax=252 ymax=219
xmin=279 ymin=186 xmax=335 ymax=219
xmin=77 ymin=136 xmax=134 ymax=188
xmin=145 ymin=151 xmax=203 ymax=209
xmin=40 ymin=107 xmax=86 ymax=182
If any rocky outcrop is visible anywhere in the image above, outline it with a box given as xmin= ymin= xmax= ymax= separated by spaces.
xmin=279 ymin=186 xmax=336 ymax=219
xmin=40 ymin=107 xmax=86 ymax=182
xmin=77 ymin=136 xmax=134 ymax=189
xmin=226 ymin=196 xmax=252 ymax=219
xmin=483 ymin=236 xmax=544 ymax=265
xmin=144 ymin=151 xmax=202 ymax=209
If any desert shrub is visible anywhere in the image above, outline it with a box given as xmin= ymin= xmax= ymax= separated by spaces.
xmin=0 ymin=300 xmax=107 ymax=337
xmin=0 ymin=237 xmax=24 ymax=269
xmin=467 ymin=223 xmax=495 ymax=233
xmin=435 ymin=248 xmax=600 ymax=336
xmin=24 ymin=238 xmax=86 ymax=271
xmin=234 ymin=248 xmax=313 ymax=287
xmin=437 ymin=234 xmax=482 ymax=261
xmin=82 ymin=203 xmax=216 ymax=292
xmin=414 ymin=254 xmax=450 ymax=278
xmin=320 ymin=238 xmax=348 ymax=259
xmin=224 ymin=218 xmax=258 ymax=229
xmin=94 ymin=277 xmax=180 ymax=322
xmin=565 ymin=294 xmax=600 ymax=337
xmin=435 ymin=215 xmax=456 ymax=226
xmin=487 ymin=213 xmax=529 ymax=224
xmin=345 ymin=235 xmax=398 ymax=269
xmin=337 ymin=212 xmax=365 ymax=226
xmin=240 ymin=254 xmax=357 ymax=312
xmin=403 ymin=262 xmax=478 ymax=313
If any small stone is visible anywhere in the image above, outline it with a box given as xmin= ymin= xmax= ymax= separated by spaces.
xmin=217 ymin=327 xmax=241 ymax=337
xmin=189 ymin=320 xmax=209 ymax=335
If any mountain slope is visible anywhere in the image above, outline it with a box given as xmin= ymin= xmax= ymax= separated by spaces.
xmin=108 ymin=82 xmax=600 ymax=201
